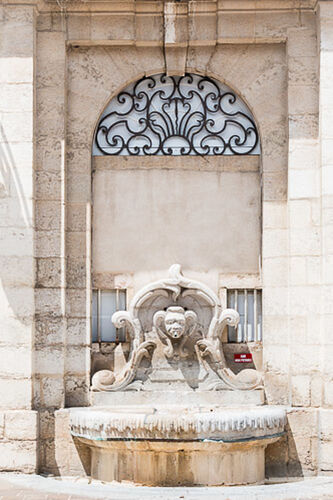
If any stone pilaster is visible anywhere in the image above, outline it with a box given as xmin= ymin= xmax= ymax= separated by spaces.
xmin=287 ymin=24 xmax=320 ymax=413
xmin=318 ymin=0 xmax=333 ymax=472
xmin=35 ymin=15 xmax=67 ymax=411
xmin=0 ymin=3 xmax=38 ymax=470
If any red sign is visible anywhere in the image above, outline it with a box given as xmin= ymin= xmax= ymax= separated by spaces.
xmin=234 ymin=353 xmax=253 ymax=363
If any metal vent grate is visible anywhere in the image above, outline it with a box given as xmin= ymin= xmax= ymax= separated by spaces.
xmin=227 ymin=289 xmax=262 ymax=342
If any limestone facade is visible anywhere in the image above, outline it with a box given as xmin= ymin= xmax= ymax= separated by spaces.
xmin=1 ymin=0 xmax=333 ymax=480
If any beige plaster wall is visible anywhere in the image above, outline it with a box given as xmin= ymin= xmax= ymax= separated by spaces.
xmin=92 ymin=156 xmax=261 ymax=275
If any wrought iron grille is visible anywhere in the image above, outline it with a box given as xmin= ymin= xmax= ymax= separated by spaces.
xmin=93 ymin=73 xmax=260 ymax=156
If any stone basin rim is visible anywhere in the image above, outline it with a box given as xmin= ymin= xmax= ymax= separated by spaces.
xmin=69 ymin=405 xmax=286 ymax=414
xmin=69 ymin=405 xmax=287 ymax=442
xmin=73 ymin=431 xmax=286 ymax=444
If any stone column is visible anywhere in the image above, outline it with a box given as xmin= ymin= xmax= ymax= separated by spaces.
xmin=318 ymin=0 xmax=333 ymax=472
xmin=0 ymin=4 xmax=37 ymax=471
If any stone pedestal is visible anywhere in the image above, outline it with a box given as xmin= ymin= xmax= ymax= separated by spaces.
xmin=70 ymin=405 xmax=286 ymax=486
xmin=82 ymin=438 xmax=277 ymax=486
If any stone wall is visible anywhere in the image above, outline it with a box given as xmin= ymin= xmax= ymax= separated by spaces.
xmin=1 ymin=0 xmax=333 ymax=480
xmin=0 ymin=3 xmax=38 ymax=470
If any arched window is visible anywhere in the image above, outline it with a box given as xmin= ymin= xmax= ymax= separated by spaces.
xmin=93 ymin=73 xmax=260 ymax=156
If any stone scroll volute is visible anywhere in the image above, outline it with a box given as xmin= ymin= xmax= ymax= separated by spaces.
xmin=91 ymin=265 xmax=262 ymax=392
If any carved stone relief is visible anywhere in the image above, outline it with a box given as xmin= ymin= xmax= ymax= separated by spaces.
xmin=92 ymin=265 xmax=262 ymax=392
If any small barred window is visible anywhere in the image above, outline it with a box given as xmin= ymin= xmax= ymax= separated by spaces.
xmin=92 ymin=289 xmax=127 ymax=342
xmin=227 ymin=289 xmax=262 ymax=343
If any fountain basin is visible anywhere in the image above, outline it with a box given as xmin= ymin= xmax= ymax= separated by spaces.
xmin=70 ymin=405 xmax=286 ymax=486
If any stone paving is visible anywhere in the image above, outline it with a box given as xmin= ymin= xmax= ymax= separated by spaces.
xmin=0 ymin=474 xmax=333 ymax=500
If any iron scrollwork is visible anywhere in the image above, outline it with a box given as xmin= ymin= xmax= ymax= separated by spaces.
xmin=94 ymin=73 xmax=260 ymax=156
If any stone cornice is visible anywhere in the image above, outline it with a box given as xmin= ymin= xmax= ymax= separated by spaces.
xmin=4 ymin=0 xmax=317 ymax=13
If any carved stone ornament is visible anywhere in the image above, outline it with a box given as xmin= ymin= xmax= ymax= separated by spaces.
xmin=91 ymin=265 xmax=262 ymax=392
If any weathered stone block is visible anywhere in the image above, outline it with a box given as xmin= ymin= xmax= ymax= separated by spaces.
xmin=263 ymin=201 xmax=288 ymax=229
xmin=265 ymin=433 xmax=288 ymax=478
xmin=67 ymin=317 xmax=89 ymax=346
xmin=66 ymin=231 xmax=87 ymax=258
xmin=290 ymin=228 xmax=321 ymax=256
xmin=66 ymin=289 xmax=87 ymax=317
xmin=35 ymin=314 xmax=65 ymax=346
xmin=289 ymin=169 xmax=319 ymax=200
xmin=263 ymin=315 xmax=289 ymax=345
xmin=67 ymin=203 xmax=88 ymax=232
xmin=0 ymin=256 xmax=34 ymax=287
xmin=37 ymin=32 xmax=66 ymax=89
xmin=0 ymin=227 xmax=33 ymax=257
xmin=264 ymin=345 xmax=289 ymax=373
xmin=289 ymin=113 xmax=318 ymax=140
xmin=0 ymin=441 xmax=37 ymax=472
xmin=288 ymin=409 xmax=318 ymax=438
xmin=289 ymin=139 xmax=318 ymax=170
xmin=288 ymin=435 xmax=318 ymax=474
xmin=287 ymin=27 xmax=317 ymax=57
xmin=35 ymin=346 xmax=64 ymax=375
xmin=35 ymin=201 xmax=61 ymax=230
xmin=263 ymin=287 xmax=288 ymax=316
xmin=35 ymin=171 xmax=62 ymax=201
xmin=262 ymin=229 xmax=288 ymax=258
xmin=291 ymin=375 xmax=311 ymax=407
xmin=289 ymin=200 xmax=312 ymax=228
xmin=289 ymin=85 xmax=318 ymax=116
xmin=290 ymin=257 xmax=307 ymax=286
xmin=66 ymin=258 xmax=87 ymax=289
xmin=36 ymin=257 xmax=62 ymax=288
xmin=324 ymin=379 xmax=333 ymax=407
xmin=0 ymin=58 xmax=33 ymax=84
xmin=65 ymin=375 xmax=90 ymax=407
xmin=35 ymin=288 xmax=62 ymax=316
xmin=0 ymin=412 xmax=4 ymax=438
xmin=290 ymin=345 xmax=320 ymax=375
xmin=288 ymin=56 xmax=318 ymax=86
xmin=5 ymin=410 xmax=37 ymax=440
xmin=0 ymin=379 xmax=32 ymax=410
xmin=67 ymin=14 xmax=91 ymax=39
xmin=263 ymin=257 xmax=288 ymax=286
xmin=136 ymin=12 xmax=163 ymax=41
xmin=218 ymin=12 xmax=255 ymax=39
xmin=36 ymin=13 xmax=52 ymax=32
xmin=1 ymin=112 xmax=33 ymax=143
xmin=65 ymin=346 xmax=90 ymax=374
xmin=0 ymin=286 xmax=34 ymax=321
xmin=310 ymin=374 xmax=323 ymax=407
xmin=264 ymin=372 xmax=290 ymax=405
xmin=263 ymin=171 xmax=288 ymax=201
xmin=0 ymin=346 xmax=32 ymax=377
xmin=39 ymin=410 xmax=55 ymax=440
xmin=41 ymin=376 xmax=64 ymax=408
xmin=0 ymin=83 xmax=33 ymax=112
xmin=91 ymin=14 xmax=134 ymax=40
xmin=35 ymin=230 xmax=61 ymax=258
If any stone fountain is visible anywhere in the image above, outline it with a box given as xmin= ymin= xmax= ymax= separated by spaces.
xmin=70 ymin=265 xmax=286 ymax=486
